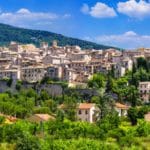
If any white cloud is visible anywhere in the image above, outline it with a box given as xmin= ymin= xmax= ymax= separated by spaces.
xmin=17 ymin=8 xmax=30 ymax=14
xmin=117 ymin=0 xmax=150 ymax=19
xmin=81 ymin=2 xmax=117 ymax=18
xmin=0 ymin=8 xmax=69 ymax=28
xmin=91 ymin=31 xmax=150 ymax=49
xmin=62 ymin=14 xmax=71 ymax=19
xmin=81 ymin=4 xmax=89 ymax=14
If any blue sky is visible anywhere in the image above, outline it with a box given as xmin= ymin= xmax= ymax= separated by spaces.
xmin=0 ymin=0 xmax=150 ymax=49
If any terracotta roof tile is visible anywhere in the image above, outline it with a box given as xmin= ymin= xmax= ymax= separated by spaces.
xmin=78 ymin=103 xmax=95 ymax=109
xmin=115 ymin=103 xmax=129 ymax=110
xmin=59 ymin=103 xmax=95 ymax=110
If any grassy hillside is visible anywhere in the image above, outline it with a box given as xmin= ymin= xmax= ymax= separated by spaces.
xmin=0 ymin=23 xmax=117 ymax=50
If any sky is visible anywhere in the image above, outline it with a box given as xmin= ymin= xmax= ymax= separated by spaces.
xmin=0 ymin=0 xmax=150 ymax=49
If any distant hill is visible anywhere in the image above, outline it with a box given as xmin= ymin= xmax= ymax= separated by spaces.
xmin=0 ymin=23 xmax=118 ymax=50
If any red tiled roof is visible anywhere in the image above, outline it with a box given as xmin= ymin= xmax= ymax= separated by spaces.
xmin=115 ymin=103 xmax=129 ymax=110
xmin=59 ymin=103 xmax=95 ymax=110
xmin=78 ymin=103 xmax=95 ymax=109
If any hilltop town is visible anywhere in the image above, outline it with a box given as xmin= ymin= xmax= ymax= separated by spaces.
xmin=1 ymin=0 xmax=150 ymax=149
xmin=0 ymin=40 xmax=149 ymax=83
xmin=0 ymin=41 xmax=150 ymax=101
xmin=0 ymin=40 xmax=150 ymax=149
xmin=1 ymin=40 xmax=118 ymax=84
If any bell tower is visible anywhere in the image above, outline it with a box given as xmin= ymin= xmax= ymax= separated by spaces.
xmin=52 ymin=40 xmax=58 ymax=48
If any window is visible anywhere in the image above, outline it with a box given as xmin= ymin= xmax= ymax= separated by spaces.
xmin=78 ymin=110 xmax=82 ymax=114
xmin=85 ymin=110 xmax=88 ymax=115
xmin=50 ymin=70 xmax=54 ymax=72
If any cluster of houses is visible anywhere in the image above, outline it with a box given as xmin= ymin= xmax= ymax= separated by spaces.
xmin=0 ymin=41 xmax=150 ymax=123
xmin=58 ymin=102 xmax=129 ymax=123
xmin=26 ymin=102 xmax=129 ymax=124
xmin=0 ymin=41 xmax=150 ymax=83
xmin=28 ymin=102 xmax=150 ymax=123
xmin=0 ymin=40 xmax=147 ymax=84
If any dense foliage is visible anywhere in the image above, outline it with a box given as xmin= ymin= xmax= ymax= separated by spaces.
xmin=0 ymin=118 xmax=150 ymax=149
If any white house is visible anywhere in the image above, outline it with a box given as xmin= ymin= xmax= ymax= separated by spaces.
xmin=77 ymin=103 xmax=98 ymax=123
xmin=114 ymin=64 xmax=126 ymax=78
xmin=139 ymin=82 xmax=150 ymax=103
xmin=122 ymin=57 xmax=133 ymax=72
xmin=59 ymin=103 xmax=99 ymax=123
xmin=21 ymin=65 xmax=46 ymax=83
xmin=63 ymin=68 xmax=77 ymax=83
xmin=114 ymin=103 xmax=129 ymax=117
xmin=46 ymin=66 xmax=62 ymax=80
xmin=43 ymin=55 xmax=70 ymax=65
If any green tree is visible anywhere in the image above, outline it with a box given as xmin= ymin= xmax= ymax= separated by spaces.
xmin=98 ymin=110 xmax=120 ymax=132
xmin=128 ymin=107 xmax=138 ymax=126
xmin=136 ymin=120 xmax=150 ymax=136
xmin=26 ymin=88 xmax=37 ymax=98
xmin=0 ymin=116 xmax=5 ymax=124
xmin=6 ymin=78 xmax=13 ymax=87
xmin=33 ymin=107 xmax=50 ymax=114
xmin=56 ymin=109 xmax=65 ymax=122
xmin=96 ymin=94 xmax=114 ymax=119
xmin=61 ymin=82 xmax=68 ymax=101
xmin=16 ymin=135 xmax=41 ymax=150
xmin=44 ymin=99 xmax=57 ymax=113
xmin=113 ymin=77 xmax=128 ymax=102
xmin=137 ymin=106 xmax=149 ymax=118
xmin=106 ymin=75 xmax=115 ymax=92
xmin=126 ymin=85 xmax=140 ymax=107
xmin=137 ymin=57 xmax=149 ymax=72
xmin=16 ymin=81 xmax=22 ymax=91
xmin=88 ymin=73 xmax=105 ymax=89
xmin=64 ymin=96 xmax=77 ymax=121
xmin=39 ymin=90 xmax=49 ymax=101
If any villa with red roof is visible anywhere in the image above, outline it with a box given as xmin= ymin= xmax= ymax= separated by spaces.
xmin=77 ymin=103 xmax=99 ymax=123
xmin=114 ymin=103 xmax=130 ymax=117
xmin=59 ymin=103 xmax=99 ymax=123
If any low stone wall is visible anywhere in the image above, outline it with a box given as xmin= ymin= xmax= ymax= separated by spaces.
xmin=37 ymin=84 xmax=63 ymax=97
xmin=0 ymin=80 xmax=63 ymax=97
xmin=0 ymin=80 xmax=16 ymax=93
xmin=0 ymin=81 xmax=98 ymax=100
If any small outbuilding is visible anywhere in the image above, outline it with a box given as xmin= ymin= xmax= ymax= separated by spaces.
xmin=27 ymin=114 xmax=55 ymax=123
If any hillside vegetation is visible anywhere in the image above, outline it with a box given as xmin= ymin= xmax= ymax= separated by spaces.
xmin=0 ymin=23 xmax=117 ymax=49
xmin=0 ymin=57 xmax=150 ymax=149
